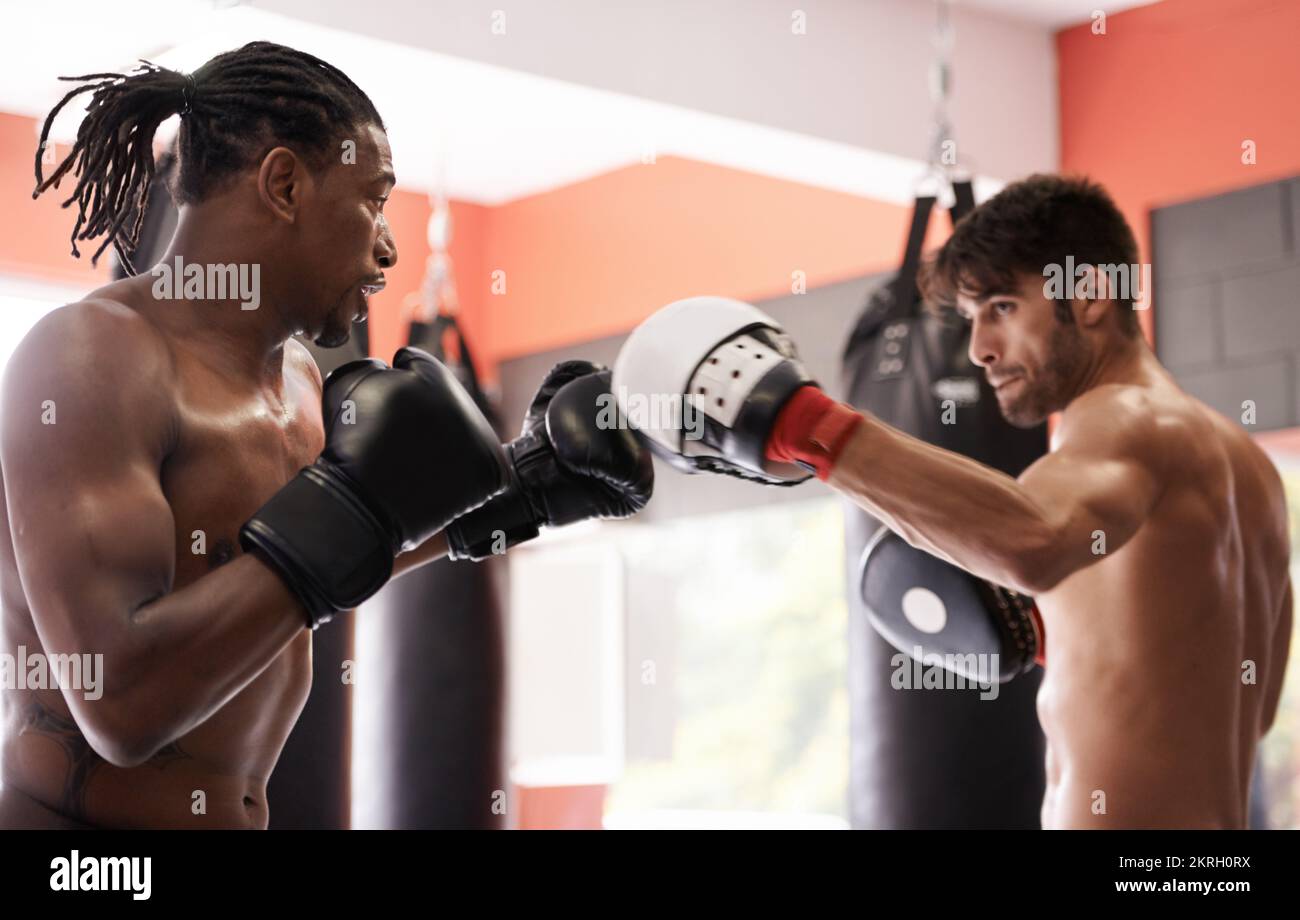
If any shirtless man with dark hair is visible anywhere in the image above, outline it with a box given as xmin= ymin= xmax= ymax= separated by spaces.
xmin=615 ymin=174 xmax=1292 ymax=828
xmin=1 ymin=42 xmax=651 ymax=829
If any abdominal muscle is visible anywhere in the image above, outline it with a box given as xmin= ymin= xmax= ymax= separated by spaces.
xmin=0 ymin=622 xmax=312 ymax=829
xmin=1033 ymin=554 xmax=1249 ymax=829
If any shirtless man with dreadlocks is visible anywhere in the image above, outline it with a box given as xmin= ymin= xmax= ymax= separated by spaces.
xmin=0 ymin=41 xmax=652 ymax=828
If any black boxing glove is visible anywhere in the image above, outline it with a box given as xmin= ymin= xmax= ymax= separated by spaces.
xmin=241 ymin=347 xmax=509 ymax=627
xmin=446 ymin=360 xmax=654 ymax=561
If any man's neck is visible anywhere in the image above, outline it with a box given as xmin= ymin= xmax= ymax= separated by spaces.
xmin=1077 ymin=331 xmax=1158 ymax=396
xmin=136 ymin=227 xmax=296 ymax=385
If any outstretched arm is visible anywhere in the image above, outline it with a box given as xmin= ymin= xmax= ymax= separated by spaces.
xmin=830 ymin=386 xmax=1167 ymax=594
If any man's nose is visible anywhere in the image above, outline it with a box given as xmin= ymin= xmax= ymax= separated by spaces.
xmin=968 ymin=320 xmax=999 ymax=369
xmin=376 ymin=218 xmax=398 ymax=269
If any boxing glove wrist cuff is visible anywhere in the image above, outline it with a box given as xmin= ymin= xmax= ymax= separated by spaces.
xmin=445 ymin=489 xmax=540 ymax=561
xmin=445 ymin=438 xmax=546 ymax=561
xmin=764 ymin=386 xmax=864 ymax=481
xmin=240 ymin=464 xmax=396 ymax=629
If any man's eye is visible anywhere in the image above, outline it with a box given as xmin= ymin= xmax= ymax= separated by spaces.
xmin=993 ymin=301 xmax=1015 ymax=315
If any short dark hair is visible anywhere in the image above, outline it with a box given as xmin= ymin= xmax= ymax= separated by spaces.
xmin=34 ymin=41 xmax=384 ymax=272
xmin=918 ymin=173 xmax=1141 ymax=337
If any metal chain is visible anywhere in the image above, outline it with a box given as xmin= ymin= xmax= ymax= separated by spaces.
xmin=927 ymin=0 xmax=956 ymax=175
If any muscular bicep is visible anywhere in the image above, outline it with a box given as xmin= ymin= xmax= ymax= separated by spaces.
xmin=1013 ymin=392 xmax=1165 ymax=590
xmin=1 ymin=304 xmax=177 ymax=668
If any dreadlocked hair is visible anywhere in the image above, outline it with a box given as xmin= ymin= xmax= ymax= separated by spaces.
xmin=33 ymin=41 xmax=384 ymax=274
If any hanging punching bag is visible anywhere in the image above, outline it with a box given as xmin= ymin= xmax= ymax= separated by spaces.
xmin=840 ymin=180 xmax=1048 ymax=829
xmin=361 ymin=314 xmax=508 ymax=829
xmin=273 ymin=329 xmax=366 ymax=829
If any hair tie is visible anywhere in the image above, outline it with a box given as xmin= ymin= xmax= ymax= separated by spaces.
xmin=181 ymin=73 xmax=196 ymax=116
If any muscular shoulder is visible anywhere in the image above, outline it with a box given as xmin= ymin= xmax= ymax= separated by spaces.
xmin=9 ymin=297 xmax=176 ymax=382
xmin=1055 ymin=383 xmax=1168 ymax=464
xmin=1081 ymin=383 xmax=1290 ymax=559
xmin=2 ymin=298 xmax=179 ymax=455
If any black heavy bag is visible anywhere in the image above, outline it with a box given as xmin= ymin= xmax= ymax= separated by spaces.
xmin=273 ymin=332 xmax=366 ymax=829
xmin=361 ymin=314 xmax=508 ymax=828
xmin=114 ymin=149 xmax=356 ymax=828
xmin=840 ymin=180 xmax=1049 ymax=828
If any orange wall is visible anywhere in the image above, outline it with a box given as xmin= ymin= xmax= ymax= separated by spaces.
xmin=0 ymin=111 xmax=112 ymax=287
xmin=0 ymin=111 xmax=922 ymax=384
xmin=8 ymin=0 xmax=1298 ymax=381
xmin=302 ymin=0 xmax=1300 ymax=375
xmin=361 ymin=190 xmax=490 ymax=364
xmin=477 ymin=156 xmax=919 ymax=371
xmin=515 ymin=783 xmax=605 ymax=830
xmin=434 ymin=0 xmax=1300 ymax=377
xmin=1057 ymin=0 xmax=1300 ymax=268
xmin=0 ymin=108 xmax=487 ymax=366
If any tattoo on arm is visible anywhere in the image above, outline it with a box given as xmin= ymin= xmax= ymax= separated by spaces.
xmin=20 ymin=698 xmax=103 ymax=820
xmin=19 ymin=697 xmax=191 ymax=820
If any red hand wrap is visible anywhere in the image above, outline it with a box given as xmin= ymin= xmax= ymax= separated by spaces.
xmin=764 ymin=386 xmax=864 ymax=481
xmin=1030 ymin=603 xmax=1046 ymax=668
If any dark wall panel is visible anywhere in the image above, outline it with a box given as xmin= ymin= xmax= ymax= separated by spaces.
xmin=1154 ymin=176 xmax=1300 ymax=432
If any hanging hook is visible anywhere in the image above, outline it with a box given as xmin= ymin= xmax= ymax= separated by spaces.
xmin=918 ymin=0 xmax=959 ymax=205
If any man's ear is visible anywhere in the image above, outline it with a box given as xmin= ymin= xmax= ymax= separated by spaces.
xmin=1076 ymin=265 xmax=1115 ymax=330
xmin=257 ymin=146 xmax=305 ymax=224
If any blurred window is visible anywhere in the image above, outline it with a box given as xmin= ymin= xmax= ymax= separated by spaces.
xmin=605 ymin=497 xmax=849 ymax=829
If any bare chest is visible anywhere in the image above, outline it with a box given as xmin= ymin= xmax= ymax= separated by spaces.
xmin=160 ymin=362 xmax=324 ymax=587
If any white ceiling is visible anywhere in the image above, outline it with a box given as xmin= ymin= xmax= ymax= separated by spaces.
xmin=0 ymin=0 xmax=1126 ymax=205
xmin=958 ymin=0 xmax=1153 ymax=27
